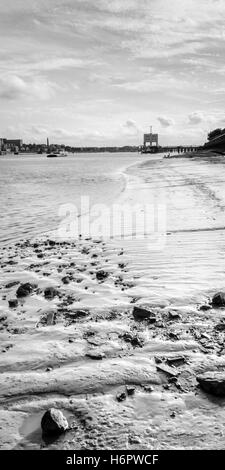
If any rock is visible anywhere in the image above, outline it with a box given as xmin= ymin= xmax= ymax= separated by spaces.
xmin=8 ymin=299 xmax=18 ymax=308
xmin=144 ymin=385 xmax=154 ymax=392
xmin=212 ymin=292 xmax=225 ymax=308
xmin=156 ymin=364 xmax=179 ymax=378
xmin=86 ymin=351 xmax=105 ymax=360
xmin=48 ymin=240 xmax=56 ymax=246
xmin=215 ymin=322 xmax=225 ymax=331
xmin=133 ymin=306 xmax=156 ymax=321
xmin=126 ymin=386 xmax=135 ymax=396
xmin=197 ymin=372 xmax=225 ymax=396
xmin=168 ymin=311 xmax=181 ymax=320
xmin=62 ymin=276 xmax=70 ymax=285
xmin=16 ymin=282 xmax=37 ymax=298
xmin=96 ymin=270 xmax=109 ymax=281
xmin=199 ymin=305 xmax=211 ymax=311
xmin=166 ymin=356 xmax=186 ymax=366
xmin=66 ymin=309 xmax=88 ymax=320
xmin=44 ymin=286 xmax=58 ymax=299
xmin=121 ymin=332 xmax=144 ymax=348
xmin=41 ymin=310 xmax=56 ymax=326
xmin=5 ymin=281 xmax=20 ymax=289
xmin=41 ymin=408 xmax=68 ymax=435
xmin=168 ymin=376 xmax=178 ymax=384
xmin=116 ymin=391 xmax=126 ymax=402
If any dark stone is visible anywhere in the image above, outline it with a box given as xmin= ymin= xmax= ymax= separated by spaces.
xmin=5 ymin=281 xmax=20 ymax=289
xmin=197 ymin=372 xmax=225 ymax=396
xmin=44 ymin=287 xmax=59 ymax=299
xmin=168 ymin=311 xmax=181 ymax=320
xmin=144 ymin=385 xmax=154 ymax=392
xmin=121 ymin=332 xmax=144 ymax=348
xmin=86 ymin=351 xmax=105 ymax=360
xmin=215 ymin=322 xmax=225 ymax=331
xmin=199 ymin=305 xmax=211 ymax=311
xmin=133 ymin=306 xmax=156 ymax=321
xmin=41 ymin=408 xmax=68 ymax=435
xmin=48 ymin=240 xmax=56 ymax=246
xmin=126 ymin=386 xmax=135 ymax=396
xmin=96 ymin=270 xmax=109 ymax=281
xmin=8 ymin=299 xmax=18 ymax=308
xmin=16 ymin=282 xmax=37 ymax=298
xmin=166 ymin=356 xmax=186 ymax=366
xmin=67 ymin=309 xmax=88 ymax=320
xmin=116 ymin=391 xmax=126 ymax=402
xmin=62 ymin=276 xmax=70 ymax=285
xmin=212 ymin=292 xmax=225 ymax=308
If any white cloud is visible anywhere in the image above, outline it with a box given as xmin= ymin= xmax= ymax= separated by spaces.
xmin=0 ymin=75 xmax=56 ymax=101
xmin=157 ymin=116 xmax=174 ymax=128
xmin=122 ymin=119 xmax=140 ymax=135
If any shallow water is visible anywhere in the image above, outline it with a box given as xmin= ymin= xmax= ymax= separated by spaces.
xmin=0 ymin=152 xmax=140 ymax=244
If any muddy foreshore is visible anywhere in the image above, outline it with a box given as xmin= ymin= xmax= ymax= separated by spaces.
xmin=1 ymin=233 xmax=225 ymax=450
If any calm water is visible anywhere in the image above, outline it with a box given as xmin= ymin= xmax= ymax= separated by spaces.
xmin=0 ymin=153 xmax=140 ymax=244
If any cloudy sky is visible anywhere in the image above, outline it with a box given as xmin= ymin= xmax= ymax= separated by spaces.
xmin=0 ymin=0 xmax=225 ymax=146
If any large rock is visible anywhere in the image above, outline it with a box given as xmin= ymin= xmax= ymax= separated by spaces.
xmin=41 ymin=408 xmax=68 ymax=435
xmin=197 ymin=372 xmax=225 ymax=396
xmin=8 ymin=299 xmax=18 ymax=308
xmin=212 ymin=292 xmax=225 ymax=307
xmin=16 ymin=282 xmax=37 ymax=298
xmin=133 ymin=306 xmax=156 ymax=322
xmin=44 ymin=286 xmax=59 ymax=299
xmin=96 ymin=270 xmax=109 ymax=281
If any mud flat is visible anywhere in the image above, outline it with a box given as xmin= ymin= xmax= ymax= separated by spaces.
xmin=1 ymin=153 xmax=225 ymax=449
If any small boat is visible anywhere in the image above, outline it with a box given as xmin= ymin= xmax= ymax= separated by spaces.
xmin=47 ymin=151 xmax=68 ymax=158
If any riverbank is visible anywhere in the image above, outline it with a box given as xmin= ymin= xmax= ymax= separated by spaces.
xmin=1 ymin=153 xmax=225 ymax=449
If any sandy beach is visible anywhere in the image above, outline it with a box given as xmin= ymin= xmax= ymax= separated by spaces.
xmin=1 ymin=152 xmax=225 ymax=450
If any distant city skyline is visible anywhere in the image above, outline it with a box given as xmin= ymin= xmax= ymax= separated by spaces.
xmin=0 ymin=0 xmax=225 ymax=146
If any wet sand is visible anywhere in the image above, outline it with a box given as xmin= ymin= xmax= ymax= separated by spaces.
xmin=1 ymin=153 xmax=225 ymax=450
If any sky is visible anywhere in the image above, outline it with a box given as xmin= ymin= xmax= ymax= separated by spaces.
xmin=0 ymin=0 xmax=225 ymax=146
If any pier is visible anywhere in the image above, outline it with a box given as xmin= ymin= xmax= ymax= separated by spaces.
xmin=141 ymin=127 xmax=200 ymax=154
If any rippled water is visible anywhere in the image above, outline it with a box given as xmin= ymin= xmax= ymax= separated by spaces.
xmin=0 ymin=152 xmax=140 ymax=244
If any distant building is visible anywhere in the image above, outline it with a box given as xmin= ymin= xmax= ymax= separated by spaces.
xmin=4 ymin=139 xmax=23 ymax=150
xmin=0 ymin=138 xmax=4 ymax=150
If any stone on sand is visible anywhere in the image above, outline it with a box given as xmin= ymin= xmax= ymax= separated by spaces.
xmin=96 ymin=270 xmax=109 ymax=281
xmin=133 ymin=306 xmax=156 ymax=321
xmin=44 ymin=286 xmax=59 ymax=299
xmin=41 ymin=408 xmax=68 ymax=435
xmin=8 ymin=299 xmax=18 ymax=308
xmin=197 ymin=371 xmax=225 ymax=397
xmin=16 ymin=282 xmax=37 ymax=298
xmin=212 ymin=292 xmax=225 ymax=308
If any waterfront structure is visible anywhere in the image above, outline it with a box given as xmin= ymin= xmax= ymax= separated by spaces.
xmin=143 ymin=126 xmax=159 ymax=149
xmin=0 ymin=138 xmax=23 ymax=151
xmin=5 ymin=139 xmax=23 ymax=150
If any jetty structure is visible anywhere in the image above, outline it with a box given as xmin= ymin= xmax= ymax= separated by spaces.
xmin=141 ymin=126 xmax=199 ymax=154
